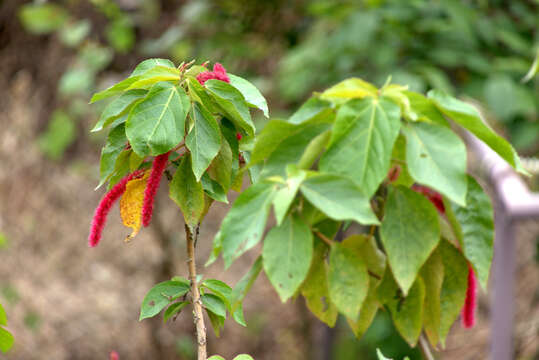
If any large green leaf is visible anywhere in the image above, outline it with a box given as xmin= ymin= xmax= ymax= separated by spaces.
xmin=319 ymin=97 xmax=401 ymax=197
xmin=380 ymin=186 xmax=440 ymax=295
xmin=438 ymin=240 xmax=468 ymax=347
xmin=186 ymin=102 xmax=221 ymax=181
xmin=209 ymin=135 xmax=233 ymax=192
xmin=131 ymin=59 xmax=176 ymax=77
xmin=126 ymin=82 xmax=189 ymax=156
xmin=201 ymin=293 xmax=227 ymax=318
xmin=126 ymin=66 xmax=180 ymax=89
xmin=229 ymin=74 xmax=269 ymax=117
xmin=404 ymin=91 xmax=449 ymax=127
xmin=220 ymin=183 xmax=277 ymax=267
xmin=421 ymin=250 xmax=444 ymax=348
xmin=139 ymin=279 xmax=190 ymax=320
xmin=205 ymin=79 xmax=255 ymax=136
xmin=328 ymin=242 xmax=369 ymax=320
xmin=428 ymin=89 xmax=526 ymax=174
xmin=403 ymin=121 xmax=468 ymax=206
xmin=201 ymin=174 xmax=228 ymax=203
xmin=169 ymin=154 xmax=205 ymax=228
xmin=320 ymin=78 xmax=378 ymax=101
xmin=445 ymin=176 xmax=494 ymax=290
xmin=201 ymin=279 xmax=233 ymax=309
xmin=300 ymin=174 xmax=379 ymax=225
xmin=230 ymin=256 xmax=263 ymax=311
xmin=0 ymin=304 xmax=6 ymax=326
xmin=92 ymin=89 xmax=147 ymax=132
xmin=263 ymin=214 xmax=313 ymax=302
xmin=301 ymin=241 xmax=338 ymax=327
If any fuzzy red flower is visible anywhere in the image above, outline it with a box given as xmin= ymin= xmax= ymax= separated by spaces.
xmin=412 ymin=184 xmax=445 ymax=214
xmin=88 ymin=171 xmax=143 ymax=247
xmin=461 ymin=263 xmax=478 ymax=329
xmin=110 ymin=351 xmax=120 ymax=360
xmin=141 ymin=152 xmax=170 ymax=227
xmin=196 ymin=62 xmax=230 ymax=85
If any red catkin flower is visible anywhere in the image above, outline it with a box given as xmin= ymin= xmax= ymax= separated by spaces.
xmin=110 ymin=350 xmax=120 ymax=360
xmin=141 ymin=151 xmax=170 ymax=227
xmin=412 ymin=184 xmax=445 ymax=214
xmin=236 ymin=132 xmax=242 ymax=141
xmin=461 ymin=263 xmax=478 ymax=329
xmin=88 ymin=170 xmax=143 ymax=247
xmin=196 ymin=62 xmax=230 ymax=85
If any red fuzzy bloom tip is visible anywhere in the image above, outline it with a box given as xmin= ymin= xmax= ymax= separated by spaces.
xmin=142 ymin=152 xmax=170 ymax=227
xmin=236 ymin=132 xmax=242 ymax=141
xmin=196 ymin=63 xmax=230 ymax=85
xmin=110 ymin=351 xmax=120 ymax=360
xmin=461 ymin=263 xmax=478 ymax=329
xmin=411 ymin=184 xmax=445 ymax=214
xmin=88 ymin=171 xmax=143 ymax=247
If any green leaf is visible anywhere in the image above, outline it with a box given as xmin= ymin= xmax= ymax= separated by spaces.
xmin=202 ymin=279 xmax=233 ymax=309
xmin=207 ymin=309 xmax=225 ymax=337
xmin=446 ymin=176 xmax=493 ymax=290
xmin=126 ymin=66 xmax=181 ymax=90
xmin=169 ymin=154 xmax=205 ymax=228
xmin=438 ymin=240 xmax=468 ymax=347
xmin=263 ymin=214 xmax=313 ymax=302
xmin=229 ymin=74 xmax=269 ymax=117
xmin=201 ymin=174 xmax=228 ymax=203
xmin=209 ymin=135 xmax=233 ymax=192
xmin=131 ymin=59 xmax=176 ymax=77
xmin=257 ymin=122 xmax=329 ymax=177
xmin=328 ymin=243 xmax=369 ymax=320
xmin=272 ymin=165 xmax=307 ymax=226
xmin=202 ymin=293 xmax=227 ymax=318
xmin=421 ymin=250 xmax=444 ymax=348
xmin=126 ymin=82 xmax=189 ymax=156
xmin=232 ymin=303 xmax=247 ymax=327
xmin=208 ymin=356 xmax=225 ymax=360
xmin=298 ymin=130 xmax=331 ymax=170
xmin=301 ymin=241 xmax=338 ymax=327
xmin=376 ymin=349 xmax=391 ymax=360
xmin=390 ymin=134 xmax=414 ymax=187
xmin=186 ymin=103 xmax=221 ymax=181
xmin=319 ymin=97 xmax=401 ymax=197
xmin=107 ymin=149 xmax=130 ymax=189
xmin=220 ymin=183 xmax=277 ymax=267
xmin=288 ymin=97 xmax=333 ymax=125
xmin=428 ymin=89 xmax=526 ymax=174
xmin=377 ymin=271 xmax=425 ymax=346
xmin=233 ymin=355 xmax=255 ymax=360
xmin=380 ymin=186 xmax=440 ymax=295
xmin=404 ymin=91 xmax=449 ymax=127
xmin=300 ymin=174 xmax=379 ymax=225
xmin=90 ymin=59 xmax=174 ymax=103
xmin=321 ymin=78 xmax=378 ymax=101
xmin=205 ymin=80 xmax=255 ymax=136
xmin=163 ymin=301 xmax=188 ymax=323
xmin=98 ymin=124 xmax=127 ymax=188
xmin=92 ymin=89 xmax=147 ymax=132
xmin=187 ymin=77 xmax=220 ymax=114
xmin=230 ymin=256 xmax=263 ymax=312
xmin=139 ymin=280 xmax=190 ymax=320
xmin=0 ymin=327 xmax=14 ymax=353
xmin=347 ymin=283 xmax=379 ymax=340
xmin=402 ymin=122 xmax=468 ymax=206
xmin=19 ymin=3 xmax=68 ymax=34
xmin=0 ymin=304 xmax=6 ymax=326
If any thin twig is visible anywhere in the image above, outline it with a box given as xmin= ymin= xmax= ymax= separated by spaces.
xmin=419 ymin=333 xmax=435 ymax=360
xmin=185 ymin=224 xmax=207 ymax=360
xmin=313 ymin=230 xmax=333 ymax=247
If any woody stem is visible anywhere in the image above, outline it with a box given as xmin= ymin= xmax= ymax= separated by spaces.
xmin=185 ymin=224 xmax=207 ymax=360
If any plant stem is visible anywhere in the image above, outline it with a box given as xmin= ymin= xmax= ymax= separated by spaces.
xmin=185 ymin=224 xmax=207 ymax=360
xmin=418 ymin=333 xmax=435 ymax=360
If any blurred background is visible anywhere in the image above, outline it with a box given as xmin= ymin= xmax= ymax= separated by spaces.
xmin=0 ymin=0 xmax=537 ymax=359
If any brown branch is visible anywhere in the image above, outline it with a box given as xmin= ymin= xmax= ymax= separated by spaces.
xmin=313 ymin=230 xmax=333 ymax=247
xmin=185 ymin=224 xmax=207 ymax=360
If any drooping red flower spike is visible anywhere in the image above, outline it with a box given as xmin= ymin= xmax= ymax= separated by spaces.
xmin=110 ymin=350 xmax=120 ymax=360
xmin=412 ymin=184 xmax=445 ymax=214
xmin=141 ymin=151 xmax=170 ymax=227
xmin=461 ymin=263 xmax=478 ymax=329
xmin=196 ymin=62 xmax=230 ymax=85
xmin=88 ymin=170 xmax=144 ymax=247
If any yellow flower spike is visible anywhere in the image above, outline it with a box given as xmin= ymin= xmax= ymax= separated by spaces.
xmin=120 ymin=171 xmax=149 ymax=242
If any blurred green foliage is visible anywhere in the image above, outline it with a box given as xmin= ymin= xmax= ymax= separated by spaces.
xmin=18 ymin=0 xmax=538 ymax=161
